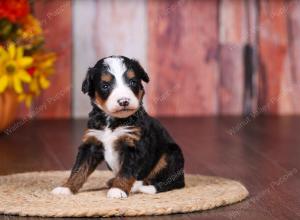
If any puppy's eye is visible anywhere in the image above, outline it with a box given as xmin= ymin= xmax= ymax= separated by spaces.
xmin=129 ymin=79 xmax=137 ymax=87
xmin=101 ymin=83 xmax=110 ymax=90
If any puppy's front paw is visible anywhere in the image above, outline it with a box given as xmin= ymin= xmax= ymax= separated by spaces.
xmin=130 ymin=181 xmax=143 ymax=193
xmin=138 ymin=185 xmax=157 ymax=194
xmin=107 ymin=188 xmax=127 ymax=199
xmin=51 ymin=187 xmax=73 ymax=195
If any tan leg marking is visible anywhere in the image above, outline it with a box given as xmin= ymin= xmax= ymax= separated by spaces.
xmin=111 ymin=176 xmax=136 ymax=194
xmin=146 ymin=154 xmax=167 ymax=181
xmin=63 ymin=162 xmax=93 ymax=193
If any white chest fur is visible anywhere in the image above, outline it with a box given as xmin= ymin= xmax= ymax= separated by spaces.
xmin=85 ymin=126 xmax=136 ymax=175
xmin=102 ymin=127 xmax=120 ymax=174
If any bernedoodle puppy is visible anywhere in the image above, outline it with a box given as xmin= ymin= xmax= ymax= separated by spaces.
xmin=52 ymin=56 xmax=185 ymax=199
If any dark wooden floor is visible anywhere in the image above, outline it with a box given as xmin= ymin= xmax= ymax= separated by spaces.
xmin=0 ymin=117 xmax=300 ymax=220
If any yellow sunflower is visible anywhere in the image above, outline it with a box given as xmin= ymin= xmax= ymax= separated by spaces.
xmin=0 ymin=43 xmax=32 ymax=93
xmin=17 ymin=52 xmax=56 ymax=108
xmin=28 ymin=52 xmax=56 ymax=95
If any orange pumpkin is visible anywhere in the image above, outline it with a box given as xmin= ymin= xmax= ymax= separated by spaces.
xmin=0 ymin=90 xmax=18 ymax=133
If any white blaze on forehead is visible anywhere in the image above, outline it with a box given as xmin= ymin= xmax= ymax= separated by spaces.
xmin=103 ymin=57 xmax=127 ymax=85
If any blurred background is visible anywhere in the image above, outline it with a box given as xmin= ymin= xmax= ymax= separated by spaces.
xmin=1 ymin=0 xmax=300 ymax=123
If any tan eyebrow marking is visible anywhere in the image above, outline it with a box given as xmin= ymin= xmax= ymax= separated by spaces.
xmin=101 ymin=73 xmax=113 ymax=82
xmin=126 ymin=70 xmax=135 ymax=79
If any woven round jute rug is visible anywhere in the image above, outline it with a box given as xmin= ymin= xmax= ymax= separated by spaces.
xmin=0 ymin=171 xmax=248 ymax=218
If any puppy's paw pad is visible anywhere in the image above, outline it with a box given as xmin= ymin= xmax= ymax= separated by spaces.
xmin=51 ymin=187 xmax=72 ymax=195
xmin=139 ymin=185 xmax=157 ymax=194
xmin=107 ymin=188 xmax=127 ymax=199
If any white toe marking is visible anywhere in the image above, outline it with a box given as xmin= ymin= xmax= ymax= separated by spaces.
xmin=51 ymin=187 xmax=72 ymax=195
xmin=107 ymin=187 xmax=127 ymax=199
xmin=138 ymin=185 xmax=157 ymax=194
xmin=130 ymin=181 xmax=143 ymax=193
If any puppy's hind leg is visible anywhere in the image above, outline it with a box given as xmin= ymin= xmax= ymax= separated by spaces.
xmin=148 ymin=144 xmax=185 ymax=193
xmin=52 ymin=143 xmax=104 ymax=195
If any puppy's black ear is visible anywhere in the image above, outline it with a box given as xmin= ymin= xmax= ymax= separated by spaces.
xmin=131 ymin=59 xmax=150 ymax=83
xmin=82 ymin=67 xmax=96 ymax=97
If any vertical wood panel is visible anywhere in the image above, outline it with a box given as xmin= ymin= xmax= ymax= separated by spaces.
xmin=73 ymin=0 xmax=147 ymax=118
xmin=33 ymin=0 xmax=72 ymax=118
xmin=219 ymin=0 xmax=247 ymax=114
xmin=258 ymin=0 xmax=292 ymax=114
xmin=148 ymin=0 xmax=219 ymax=116
xmin=287 ymin=0 xmax=300 ymax=114
xmin=243 ymin=0 xmax=259 ymax=115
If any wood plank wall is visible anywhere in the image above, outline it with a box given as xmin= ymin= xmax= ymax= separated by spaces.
xmin=148 ymin=0 xmax=219 ymax=116
xmin=73 ymin=0 xmax=147 ymax=118
xmin=35 ymin=0 xmax=72 ymax=118
xmin=289 ymin=0 xmax=300 ymax=114
xmin=19 ymin=0 xmax=300 ymax=118
xmin=147 ymin=0 xmax=300 ymax=116
xmin=258 ymin=0 xmax=291 ymax=114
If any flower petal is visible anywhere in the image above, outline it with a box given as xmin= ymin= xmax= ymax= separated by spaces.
xmin=0 ymin=75 xmax=9 ymax=93
xmin=25 ymin=96 xmax=33 ymax=108
xmin=29 ymin=78 xmax=40 ymax=94
xmin=18 ymin=94 xmax=25 ymax=102
xmin=8 ymin=43 xmax=16 ymax=59
xmin=16 ymin=47 xmax=24 ymax=59
xmin=0 ymin=47 xmax=7 ymax=60
xmin=39 ymin=76 xmax=50 ymax=89
xmin=13 ymin=77 xmax=23 ymax=93
xmin=18 ymin=70 xmax=32 ymax=83
xmin=18 ymin=57 xmax=33 ymax=67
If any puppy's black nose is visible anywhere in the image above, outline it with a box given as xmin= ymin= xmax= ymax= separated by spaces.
xmin=118 ymin=98 xmax=130 ymax=107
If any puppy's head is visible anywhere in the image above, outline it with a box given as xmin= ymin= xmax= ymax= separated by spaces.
xmin=82 ymin=56 xmax=149 ymax=118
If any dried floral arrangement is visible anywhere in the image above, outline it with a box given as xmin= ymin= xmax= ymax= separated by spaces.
xmin=0 ymin=0 xmax=56 ymax=107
